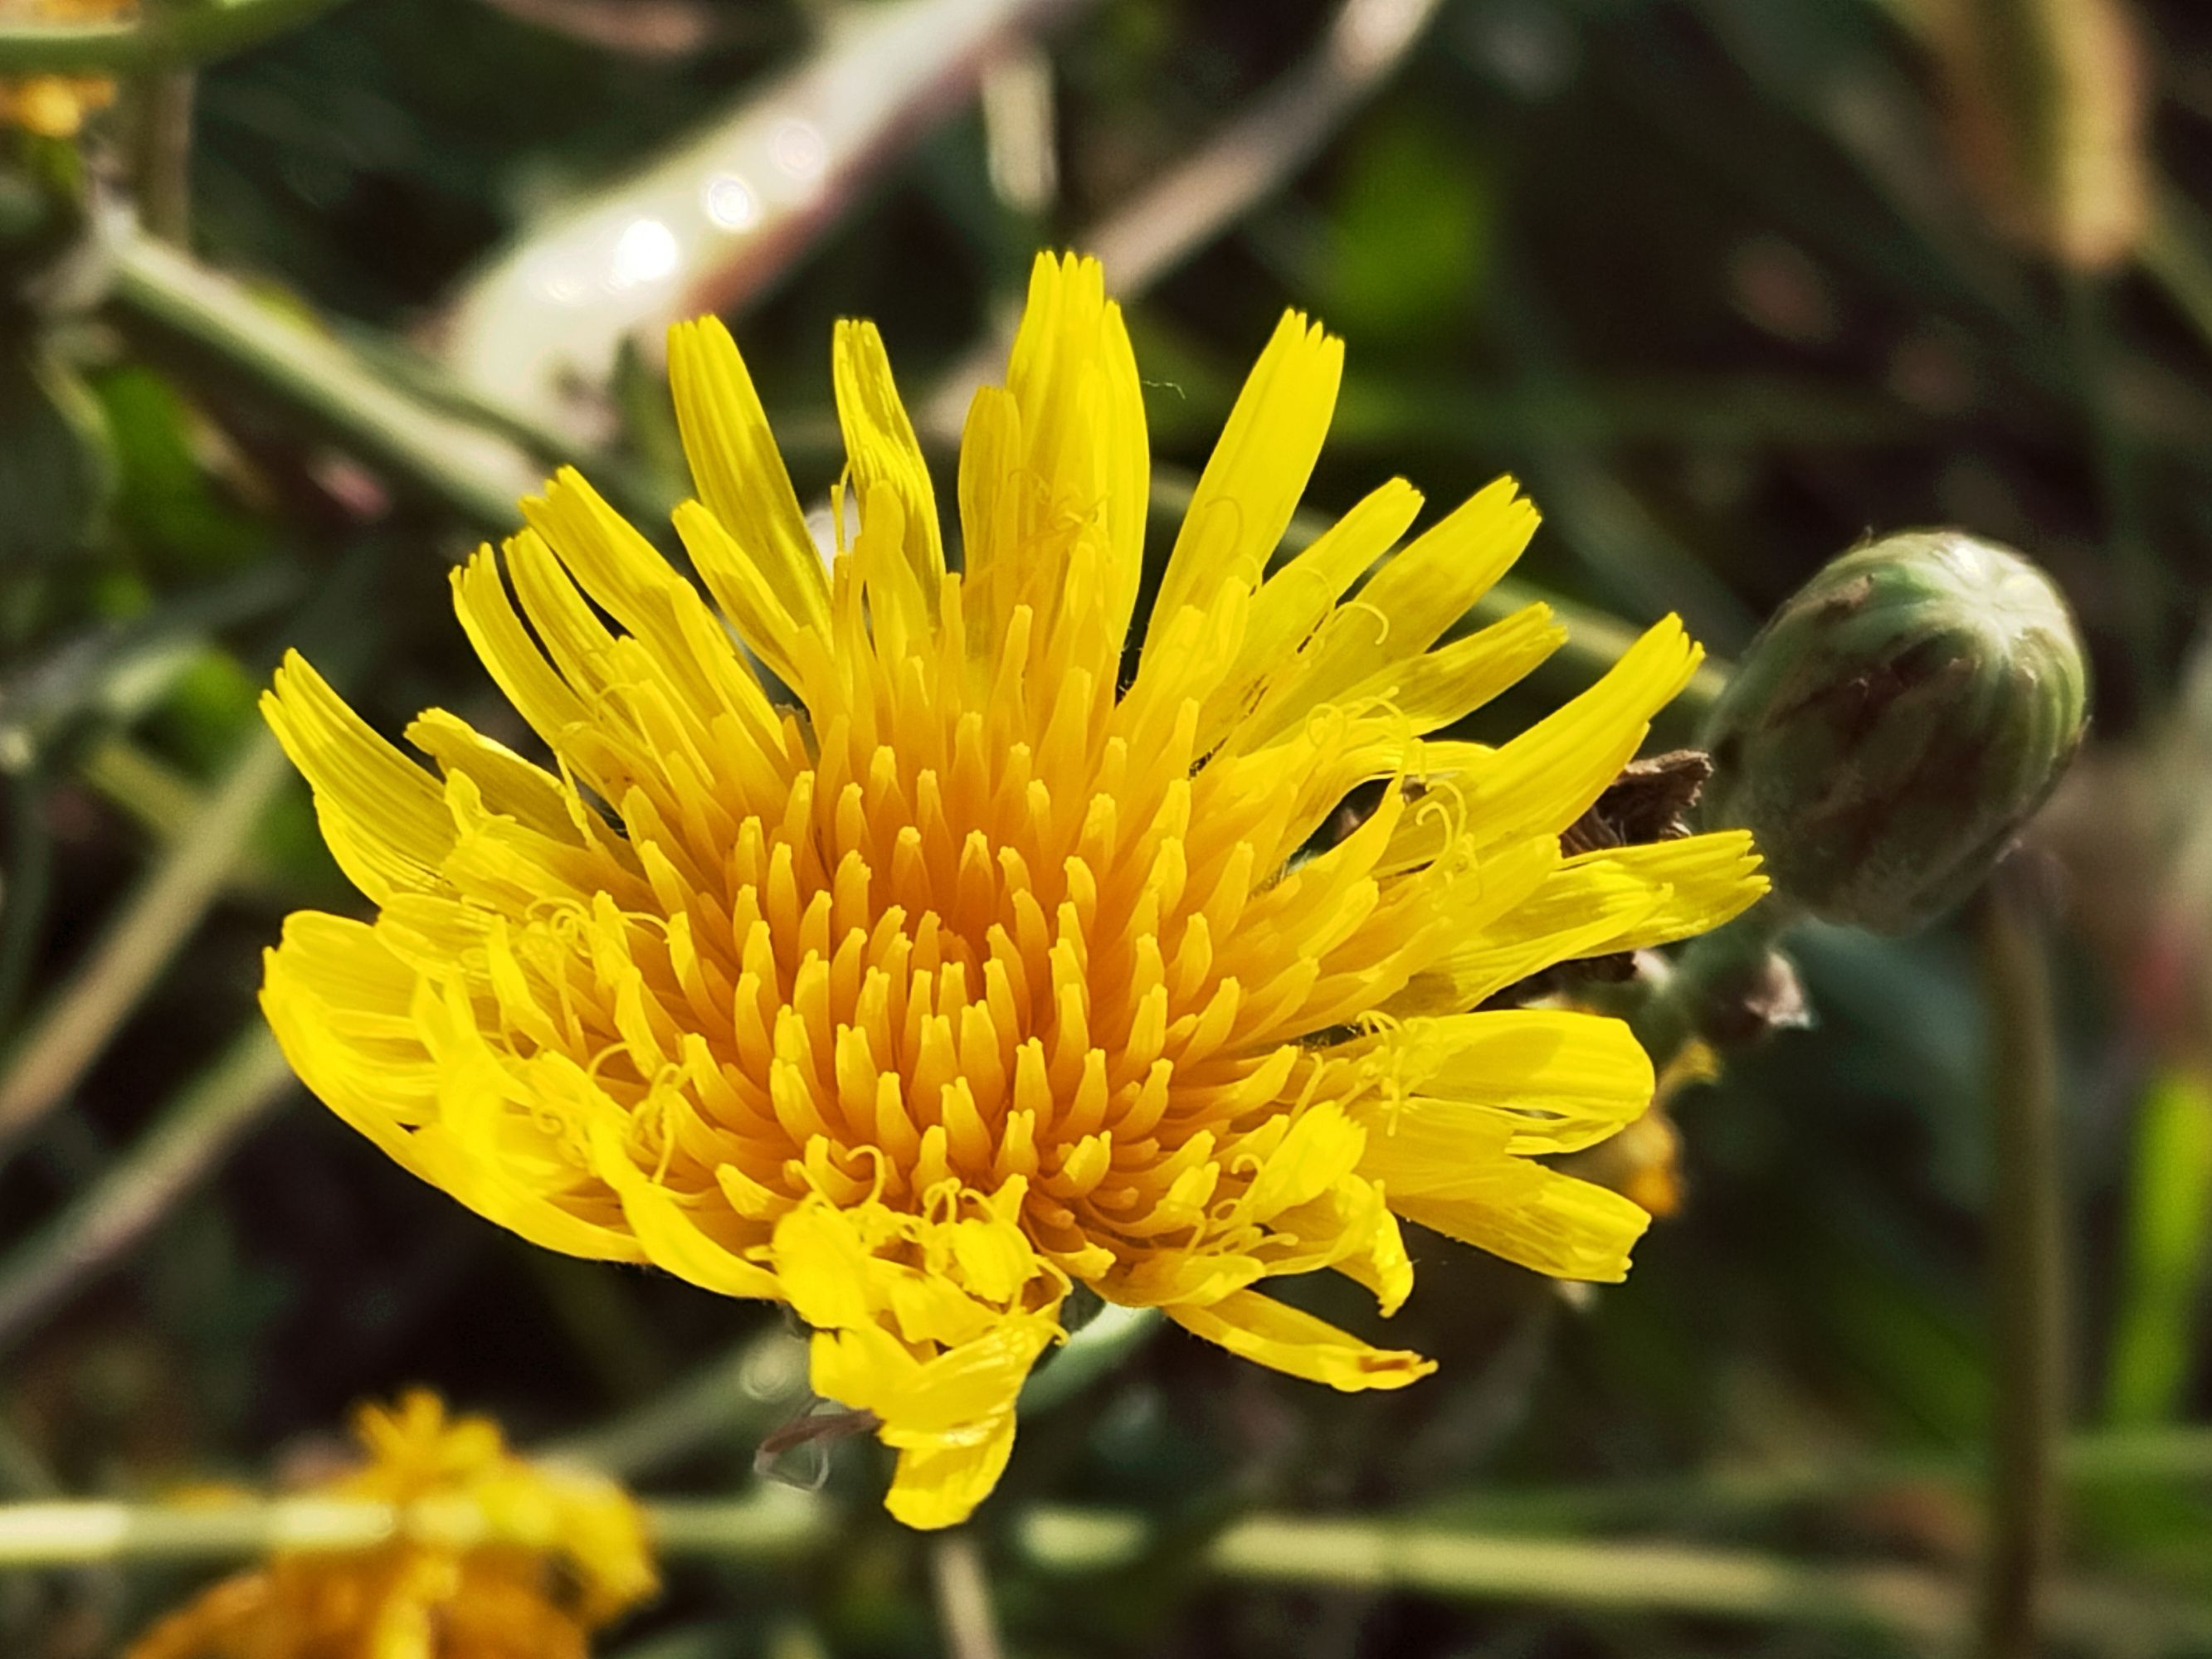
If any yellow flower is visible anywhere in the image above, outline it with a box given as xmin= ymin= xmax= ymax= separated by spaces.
xmin=0 ymin=0 xmax=129 ymax=139
xmin=260 ymin=252 xmax=1765 ymax=1529
xmin=124 ymin=1392 xmax=656 ymax=1659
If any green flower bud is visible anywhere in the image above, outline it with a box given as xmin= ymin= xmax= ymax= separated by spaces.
xmin=1700 ymin=530 xmax=2088 ymax=934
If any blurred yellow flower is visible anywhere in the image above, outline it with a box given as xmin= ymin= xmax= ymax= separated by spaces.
xmin=1566 ymin=1035 xmax=1721 ymax=1220
xmin=125 ymin=1392 xmax=656 ymax=1659
xmin=259 ymin=251 xmax=1765 ymax=1529
xmin=0 ymin=0 xmax=129 ymax=139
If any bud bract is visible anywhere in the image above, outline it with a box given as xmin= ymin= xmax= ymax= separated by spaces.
xmin=1700 ymin=530 xmax=2088 ymax=934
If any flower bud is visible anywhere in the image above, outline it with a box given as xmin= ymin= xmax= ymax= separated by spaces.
xmin=1700 ymin=530 xmax=2088 ymax=934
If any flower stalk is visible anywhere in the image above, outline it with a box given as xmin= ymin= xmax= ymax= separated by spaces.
xmin=1627 ymin=904 xmax=1802 ymax=1073
xmin=1975 ymin=864 xmax=2069 ymax=1659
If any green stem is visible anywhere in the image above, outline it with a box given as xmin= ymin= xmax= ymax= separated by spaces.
xmin=0 ymin=0 xmax=344 ymax=75
xmin=637 ymin=1491 xmax=832 ymax=1557
xmin=0 ymin=765 xmax=56 ymax=1037
xmin=1021 ymin=1511 xmax=2205 ymax=1647
xmin=1018 ymin=1304 xmax=1158 ymax=1413
xmin=0 ymin=1489 xmax=828 ymax=1567
xmin=930 ymin=1533 xmax=1006 ymax=1659
xmin=1187 ymin=1514 xmax=1958 ymax=1637
xmin=0 ymin=1025 xmax=295 ymax=1355
xmin=108 ymin=235 xmax=542 ymax=533
xmin=1629 ymin=904 xmax=1792 ymax=1071
xmin=2 ymin=1487 xmax=2204 ymax=1645
xmin=1406 ymin=1423 xmax=2212 ymax=1534
xmin=546 ymin=1330 xmax=810 ymax=1482
xmin=1975 ymin=870 xmax=2068 ymax=1659
xmin=128 ymin=66 xmax=197 ymax=245
xmin=0 ymin=726 xmax=291 ymax=1159
xmin=558 ymin=1302 xmax=1162 ymax=1485
xmin=68 ymin=737 xmax=285 ymax=898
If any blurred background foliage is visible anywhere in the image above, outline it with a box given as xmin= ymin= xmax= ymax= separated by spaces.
xmin=4 ymin=0 xmax=2212 ymax=1654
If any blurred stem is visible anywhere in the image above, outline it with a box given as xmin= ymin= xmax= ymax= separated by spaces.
xmin=930 ymin=1533 xmax=1005 ymax=1659
xmin=3 ymin=1489 xmax=2205 ymax=1643
xmin=1018 ymin=1303 xmax=1157 ymax=1414
xmin=109 ymin=236 xmax=543 ymax=533
xmin=1085 ymin=0 xmax=1442 ymax=292
xmin=0 ymin=726 xmax=291 ymax=1161
xmin=0 ymin=1490 xmax=829 ymax=1566
xmin=76 ymin=736 xmax=202 ymax=836
xmin=128 ymin=69 xmax=196 ymax=244
xmin=1410 ymin=1423 xmax=2212 ymax=1534
xmin=13 ymin=1410 xmax=2212 ymax=1558
xmin=548 ymin=1330 xmax=809 ymax=1481
xmin=1975 ymin=868 xmax=2068 ymax=1659
xmin=920 ymin=0 xmax=1445 ymax=438
xmin=0 ymin=766 xmax=56 ymax=1037
xmin=70 ymin=737 xmax=285 ymax=898
xmin=558 ymin=1299 xmax=1162 ymax=1483
xmin=1017 ymin=1511 xmax=2209 ymax=1647
xmin=0 ymin=1493 xmax=2072 ymax=1648
xmin=1168 ymin=1515 xmax=1957 ymax=1637
xmin=0 ymin=0 xmax=343 ymax=75
xmin=439 ymin=0 xmax=1097 ymax=421
xmin=0 ymin=1026 xmax=295 ymax=1355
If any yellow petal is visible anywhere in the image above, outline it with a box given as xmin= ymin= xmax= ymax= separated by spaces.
xmin=672 ymin=499 xmax=808 ymax=690
xmin=1146 ymin=309 xmax=1342 ymax=646
xmin=449 ymin=547 xmax=592 ymax=757
xmin=1233 ymin=1102 xmax=1367 ymax=1223
xmin=261 ymin=919 xmax=645 ymax=1265
xmin=1357 ymin=1010 xmax=1656 ymax=1167
xmin=1562 ymin=830 xmax=1769 ymax=951
xmin=772 ymin=1201 xmax=881 ymax=1331
xmin=1201 ymin=477 xmax=1424 ymax=751
xmin=834 ymin=318 xmax=943 ymax=596
xmin=1352 ymin=476 xmax=1539 ymax=659
xmin=884 ymin=1417 xmax=1018 ymax=1530
xmin=666 ymin=315 xmax=829 ymax=630
xmin=261 ymin=654 xmax=453 ymax=905
xmin=405 ymin=709 xmax=579 ymax=844
xmin=1168 ymin=1288 xmax=1434 ymax=1392
xmin=987 ymin=251 xmax=1149 ymax=638
xmin=587 ymin=1117 xmax=782 ymax=1298
xmin=1326 ymin=603 xmax=1566 ymax=737
xmin=1434 ymin=615 xmax=1705 ymax=856
xmin=1241 ymin=477 xmax=1539 ymax=745
xmin=811 ymin=1315 xmax=1054 ymax=1439
xmin=1396 ymin=1162 xmax=1651 ymax=1283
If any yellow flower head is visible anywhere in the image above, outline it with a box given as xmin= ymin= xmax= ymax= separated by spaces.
xmin=261 ymin=252 xmax=1765 ymax=1529
xmin=126 ymin=1392 xmax=656 ymax=1659
xmin=0 ymin=0 xmax=129 ymax=138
